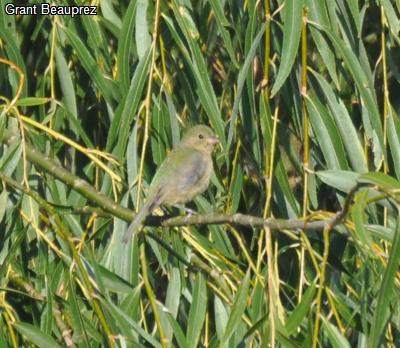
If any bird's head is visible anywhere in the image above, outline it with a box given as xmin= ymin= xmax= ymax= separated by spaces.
xmin=179 ymin=125 xmax=219 ymax=154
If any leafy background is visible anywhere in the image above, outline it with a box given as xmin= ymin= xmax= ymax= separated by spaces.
xmin=1 ymin=0 xmax=400 ymax=347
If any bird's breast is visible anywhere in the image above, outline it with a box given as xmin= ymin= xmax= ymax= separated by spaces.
xmin=163 ymin=154 xmax=213 ymax=205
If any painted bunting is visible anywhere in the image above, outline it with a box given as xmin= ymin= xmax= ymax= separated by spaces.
xmin=123 ymin=125 xmax=219 ymax=243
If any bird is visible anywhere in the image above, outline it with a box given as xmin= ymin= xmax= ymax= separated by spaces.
xmin=123 ymin=125 xmax=219 ymax=243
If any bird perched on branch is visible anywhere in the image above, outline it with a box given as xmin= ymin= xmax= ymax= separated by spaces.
xmin=123 ymin=125 xmax=219 ymax=243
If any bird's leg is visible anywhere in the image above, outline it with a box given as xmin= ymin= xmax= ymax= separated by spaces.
xmin=173 ymin=204 xmax=197 ymax=216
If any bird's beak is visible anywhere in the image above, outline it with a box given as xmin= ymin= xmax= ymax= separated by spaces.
xmin=207 ymin=136 xmax=220 ymax=145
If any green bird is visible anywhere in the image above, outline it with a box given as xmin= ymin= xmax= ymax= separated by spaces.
xmin=123 ymin=125 xmax=219 ymax=243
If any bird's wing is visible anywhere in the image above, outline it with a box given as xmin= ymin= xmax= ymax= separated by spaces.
xmin=175 ymin=149 xmax=209 ymax=192
xmin=149 ymin=148 xmax=208 ymax=196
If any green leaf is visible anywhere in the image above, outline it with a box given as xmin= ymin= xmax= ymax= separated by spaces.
xmin=368 ymin=215 xmax=400 ymax=347
xmin=97 ymin=264 xmax=134 ymax=293
xmin=0 ymin=0 xmax=16 ymax=33
xmin=167 ymin=313 xmax=189 ymax=348
xmin=387 ymin=107 xmax=400 ymax=179
xmin=107 ymin=48 xmax=152 ymax=155
xmin=102 ymin=297 xmax=162 ymax=348
xmin=382 ymin=0 xmax=400 ymax=36
xmin=366 ymin=225 xmax=394 ymax=243
xmin=321 ymin=316 xmax=351 ymax=348
xmin=286 ymin=283 xmax=316 ymax=334
xmin=316 ymin=170 xmax=359 ymax=192
xmin=82 ymin=15 xmax=108 ymax=62
xmin=15 ymin=97 xmax=51 ymax=107
xmin=271 ymin=0 xmax=304 ymax=96
xmin=307 ymin=0 xmax=339 ymax=87
xmin=208 ymin=0 xmax=238 ymax=66
xmin=127 ymin=122 xmax=139 ymax=203
xmin=228 ymin=164 xmax=243 ymax=213
xmin=220 ymin=270 xmax=250 ymax=346
xmin=14 ymin=322 xmax=60 ymax=348
xmin=352 ymin=190 xmax=374 ymax=252
xmin=346 ymin=0 xmax=361 ymax=35
xmin=67 ymin=274 xmax=91 ymax=347
xmin=136 ymin=0 xmax=151 ymax=60
xmin=62 ymin=26 xmax=117 ymax=105
xmin=322 ymin=27 xmax=386 ymax=162
xmin=117 ymin=0 xmax=137 ymax=93
xmin=227 ymin=23 xmax=266 ymax=151
xmin=358 ymin=172 xmax=400 ymax=190
xmin=186 ymin=273 xmax=207 ymax=348
xmin=260 ymin=86 xmax=300 ymax=217
xmin=55 ymin=47 xmax=78 ymax=120
xmin=165 ymin=267 xmax=181 ymax=341
xmin=0 ymin=190 xmax=8 ymax=223
xmin=0 ymin=29 xmax=28 ymax=97
xmin=311 ymin=70 xmax=367 ymax=173
xmin=306 ymin=95 xmax=348 ymax=170
xmin=214 ymin=296 xmax=229 ymax=341
xmin=0 ymin=141 xmax=22 ymax=178
xmin=100 ymin=0 xmax=122 ymax=28
xmin=165 ymin=92 xmax=180 ymax=148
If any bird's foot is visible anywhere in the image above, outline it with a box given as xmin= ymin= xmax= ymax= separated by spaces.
xmin=173 ymin=204 xmax=197 ymax=216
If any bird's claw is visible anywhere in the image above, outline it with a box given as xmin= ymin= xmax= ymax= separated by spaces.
xmin=173 ymin=204 xmax=197 ymax=216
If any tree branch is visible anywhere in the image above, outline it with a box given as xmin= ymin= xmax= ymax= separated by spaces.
xmin=1 ymin=132 xmax=354 ymax=232
xmin=145 ymin=213 xmax=335 ymax=230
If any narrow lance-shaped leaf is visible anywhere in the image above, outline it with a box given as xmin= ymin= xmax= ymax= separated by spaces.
xmin=220 ymin=270 xmax=250 ymax=346
xmin=286 ymin=283 xmax=316 ymax=334
xmin=322 ymin=316 xmax=352 ymax=348
xmin=305 ymin=95 xmax=346 ymax=170
xmin=100 ymin=0 xmax=122 ymax=28
xmin=62 ymin=26 xmax=118 ymax=105
xmin=55 ymin=47 xmax=78 ymax=122
xmin=208 ymin=0 xmax=238 ymax=67
xmin=271 ymin=0 xmax=304 ymax=96
xmin=136 ymin=0 xmax=151 ymax=60
xmin=307 ymin=0 xmax=339 ymax=87
xmin=117 ymin=0 xmax=138 ymax=93
xmin=227 ymin=23 xmax=266 ymax=151
xmin=322 ymin=28 xmax=386 ymax=162
xmin=186 ymin=273 xmax=207 ymax=348
xmin=387 ymin=106 xmax=400 ymax=179
xmin=107 ymin=48 xmax=152 ymax=155
xmin=13 ymin=322 xmax=60 ymax=348
xmin=368 ymin=214 xmax=400 ymax=347
xmin=311 ymin=70 xmax=367 ymax=173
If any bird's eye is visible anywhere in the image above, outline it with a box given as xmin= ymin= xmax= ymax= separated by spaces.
xmin=198 ymin=134 xmax=204 ymax=139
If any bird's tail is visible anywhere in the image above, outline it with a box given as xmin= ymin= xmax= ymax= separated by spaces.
xmin=123 ymin=196 xmax=159 ymax=243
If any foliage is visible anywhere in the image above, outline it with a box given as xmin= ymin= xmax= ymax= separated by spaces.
xmin=1 ymin=0 xmax=400 ymax=347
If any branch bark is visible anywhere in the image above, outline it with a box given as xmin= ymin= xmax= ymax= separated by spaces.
xmin=1 ymin=132 xmax=353 ymax=232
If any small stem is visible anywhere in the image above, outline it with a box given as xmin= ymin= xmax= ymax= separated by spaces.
xmin=299 ymin=5 xmax=309 ymax=302
xmin=312 ymin=226 xmax=330 ymax=348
